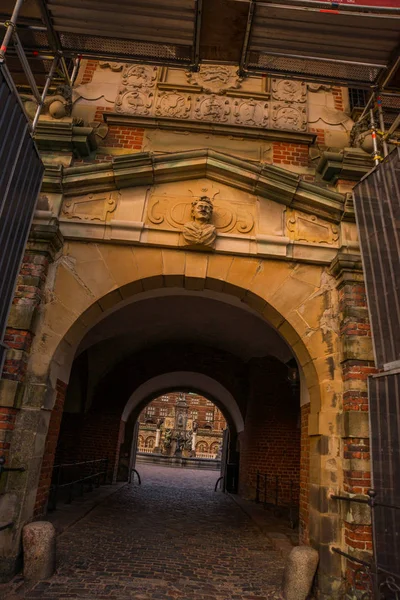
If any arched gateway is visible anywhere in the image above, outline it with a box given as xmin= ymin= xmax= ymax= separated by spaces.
xmin=0 ymin=148 xmax=372 ymax=598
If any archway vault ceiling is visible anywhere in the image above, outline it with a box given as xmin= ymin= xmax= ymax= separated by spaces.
xmin=77 ymin=291 xmax=294 ymax=366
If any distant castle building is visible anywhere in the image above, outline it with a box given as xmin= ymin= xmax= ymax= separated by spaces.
xmin=137 ymin=392 xmax=226 ymax=459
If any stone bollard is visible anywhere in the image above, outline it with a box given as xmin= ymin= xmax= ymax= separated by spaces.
xmin=22 ymin=521 xmax=56 ymax=581
xmin=282 ymin=545 xmax=319 ymax=600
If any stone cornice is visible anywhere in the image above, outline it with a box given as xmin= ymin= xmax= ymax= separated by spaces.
xmin=329 ymin=251 xmax=364 ymax=286
xmin=316 ymin=148 xmax=374 ymax=184
xmin=104 ymin=113 xmax=316 ymax=146
xmin=34 ymin=120 xmax=97 ymax=158
xmin=42 ymin=149 xmax=346 ymax=223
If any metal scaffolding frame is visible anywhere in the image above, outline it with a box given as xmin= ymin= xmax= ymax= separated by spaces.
xmin=0 ymin=1 xmax=399 ymax=139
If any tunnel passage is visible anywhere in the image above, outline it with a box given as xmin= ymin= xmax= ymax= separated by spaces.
xmin=35 ymin=290 xmax=305 ymax=537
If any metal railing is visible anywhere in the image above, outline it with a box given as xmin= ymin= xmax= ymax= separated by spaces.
xmin=332 ymin=490 xmax=400 ymax=599
xmin=48 ymin=458 xmax=108 ymax=511
xmin=255 ymin=471 xmax=299 ymax=529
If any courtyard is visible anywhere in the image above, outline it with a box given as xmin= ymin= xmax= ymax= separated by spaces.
xmin=3 ymin=465 xmax=286 ymax=600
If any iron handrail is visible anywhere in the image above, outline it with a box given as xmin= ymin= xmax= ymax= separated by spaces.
xmin=0 ymin=456 xmax=25 ymax=478
xmin=49 ymin=457 xmax=109 ymax=511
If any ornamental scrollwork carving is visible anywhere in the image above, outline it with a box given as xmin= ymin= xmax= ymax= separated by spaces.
xmin=286 ymin=209 xmax=339 ymax=245
xmin=233 ymin=98 xmax=268 ymax=127
xmin=122 ymin=65 xmax=157 ymax=90
xmin=271 ymin=104 xmax=307 ymax=132
xmin=194 ymin=95 xmax=230 ymax=123
xmin=146 ymin=195 xmax=255 ymax=237
xmin=99 ymin=61 xmax=124 ymax=72
xmin=155 ymin=92 xmax=191 ymax=119
xmin=186 ymin=64 xmax=242 ymax=94
xmin=62 ymin=192 xmax=118 ymax=222
xmin=271 ymin=79 xmax=306 ymax=103
xmin=115 ymin=89 xmax=154 ymax=115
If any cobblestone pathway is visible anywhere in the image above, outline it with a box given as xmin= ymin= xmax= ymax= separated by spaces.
xmin=7 ymin=465 xmax=284 ymax=600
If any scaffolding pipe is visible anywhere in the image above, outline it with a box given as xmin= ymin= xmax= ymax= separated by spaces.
xmin=370 ymin=107 xmax=381 ymax=166
xmin=377 ymin=95 xmax=389 ymax=157
xmin=12 ymin=31 xmax=41 ymax=103
xmin=32 ymin=56 xmax=58 ymax=133
xmin=70 ymin=57 xmax=81 ymax=86
xmin=0 ymin=0 xmax=25 ymax=59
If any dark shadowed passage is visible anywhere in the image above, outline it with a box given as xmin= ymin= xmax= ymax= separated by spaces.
xmin=5 ymin=465 xmax=285 ymax=599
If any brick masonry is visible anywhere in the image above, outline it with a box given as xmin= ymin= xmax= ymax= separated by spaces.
xmin=55 ymin=409 xmax=123 ymax=484
xmin=2 ymin=252 xmax=49 ymax=382
xmin=239 ymin=358 xmax=301 ymax=507
xmin=339 ymin=277 xmax=376 ymax=564
xmin=272 ymin=141 xmax=310 ymax=167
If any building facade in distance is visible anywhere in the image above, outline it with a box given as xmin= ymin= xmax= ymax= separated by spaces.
xmin=137 ymin=392 xmax=226 ymax=458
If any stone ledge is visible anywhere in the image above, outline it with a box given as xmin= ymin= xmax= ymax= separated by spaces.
xmin=104 ymin=113 xmax=316 ymax=145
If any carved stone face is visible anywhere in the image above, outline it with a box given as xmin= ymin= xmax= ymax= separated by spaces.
xmin=192 ymin=197 xmax=213 ymax=223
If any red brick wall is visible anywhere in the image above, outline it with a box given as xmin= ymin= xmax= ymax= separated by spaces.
xmin=80 ymin=60 xmax=98 ymax=85
xmin=55 ymin=409 xmax=123 ymax=483
xmin=103 ymin=126 xmax=145 ymax=151
xmin=239 ymin=358 xmax=300 ymax=505
xmin=339 ymin=279 xmax=376 ymax=568
xmin=2 ymin=252 xmax=49 ymax=382
xmin=332 ymin=87 xmax=344 ymax=111
xmin=0 ymin=407 xmax=18 ymax=471
xmin=299 ymin=403 xmax=310 ymax=544
xmin=272 ymin=142 xmax=309 ymax=168
xmin=34 ymin=380 xmax=67 ymax=516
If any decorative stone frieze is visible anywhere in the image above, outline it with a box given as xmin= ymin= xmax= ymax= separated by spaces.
xmin=112 ymin=64 xmax=308 ymax=134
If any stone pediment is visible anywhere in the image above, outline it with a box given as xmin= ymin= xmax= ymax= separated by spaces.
xmin=45 ymin=149 xmax=344 ymax=223
xmin=40 ymin=149 xmax=357 ymax=265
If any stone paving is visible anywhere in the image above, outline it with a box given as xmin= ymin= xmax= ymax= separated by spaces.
xmin=4 ymin=465 xmax=285 ymax=600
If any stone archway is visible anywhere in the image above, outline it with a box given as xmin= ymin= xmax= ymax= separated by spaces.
xmin=121 ymin=372 xmax=244 ymax=433
xmin=3 ymin=246 xmax=344 ymax=592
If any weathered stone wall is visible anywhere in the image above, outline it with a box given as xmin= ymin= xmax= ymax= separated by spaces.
xmin=34 ymin=380 xmax=67 ymax=516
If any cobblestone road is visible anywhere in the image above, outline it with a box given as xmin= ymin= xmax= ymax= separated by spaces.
xmin=8 ymin=465 xmax=284 ymax=600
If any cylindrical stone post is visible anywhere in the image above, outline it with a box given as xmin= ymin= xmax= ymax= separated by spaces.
xmin=282 ymin=546 xmax=319 ymax=600
xmin=192 ymin=432 xmax=197 ymax=452
xmin=23 ymin=521 xmax=56 ymax=581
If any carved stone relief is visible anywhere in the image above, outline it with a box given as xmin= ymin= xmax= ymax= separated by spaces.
xmin=155 ymin=92 xmax=192 ymax=119
xmin=194 ymin=95 xmax=230 ymax=123
xmin=113 ymin=65 xmax=311 ymax=133
xmin=147 ymin=195 xmax=255 ymax=237
xmin=271 ymin=104 xmax=307 ymax=132
xmin=233 ymin=98 xmax=268 ymax=127
xmin=122 ymin=65 xmax=157 ymax=89
xmin=23 ymin=84 xmax=72 ymax=120
xmin=99 ymin=61 xmax=124 ymax=72
xmin=115 ymin=65 xmax=157 ymax=115
xmin=286 ymin=209 xmax=339 ymax=245
xmin=271 ymin=79 xmax=306 ymax=103
xmin=62 ymin=192 xmax=118 ymax=222
xmin=186 ymin=65 xmax=242 ymax=94
xmin=182 ymin=197 xmax=216 ymax=247
xmin=116 ymin=90 xmax=153 ymax=115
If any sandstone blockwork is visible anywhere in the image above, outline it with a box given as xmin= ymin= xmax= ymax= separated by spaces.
xmin=0 ymin=59 xmax=375 ymax=598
